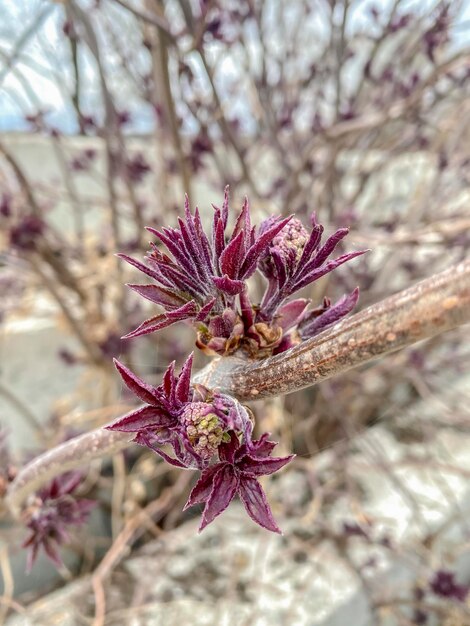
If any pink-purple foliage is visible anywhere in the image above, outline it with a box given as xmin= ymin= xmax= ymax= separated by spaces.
xmin=16 ymin=188 xmax=366 ymax=564
xmin=22 ymin=471 xmax=95 ymax=571
xmin=106 ymin=354 xmax=293 ymax=532
xmin=119 ymin=188 xmax=366 ymax=357
xmin=429 ymin=570 xmax=469 ymax=602
xmin=184 ymin=432 xmax=293 ymax=533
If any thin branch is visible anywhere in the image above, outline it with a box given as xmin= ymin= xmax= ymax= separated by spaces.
xmin=198 ymin=52 xmax=260 ymax=195
xmin=0 ymin=141 xmax=41 ymax=216
xmin=151 ymin=2 xmax=193 ymax=198
xmin=5 ymin=428 xmax=131 ymax=517
xmin=176 ymin=0 xmax=260 ymax=195
xmin=91 ymin=471 xmax=192 ymax=626
xmin=50 ymin=133 xmax=85 ymax=248
xmin=0 ymin=380 xmax=44 ymax=435
xmin=31 ymin=262 xmax=106 ymax=367
xmin=111 ymin=0 xmax=176 ymax=43
xmin=4 ymin=259 xmax=469 ymax=514
xmin=286 ymin=50 xmax=470 ymax=205
xmin=0 ymin=4 xmax=54 ymax=88
xmin=0 ymin=546 xmax=14 ymax=624
xmin=333 ymin=0 xmax=349 ymax=118
xmin=329 ymin=51 xmax=470 ymax=140
xmin=0 ymin=140 xmax=88 ymax=301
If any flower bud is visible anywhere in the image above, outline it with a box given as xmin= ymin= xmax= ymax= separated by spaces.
xmin=182 ymin=403 xmax=227 ymax=459
xmin=259 ymin=217 xmax=308 ymax=279
xmin=271 ymin=218 xmax=309 ymax=264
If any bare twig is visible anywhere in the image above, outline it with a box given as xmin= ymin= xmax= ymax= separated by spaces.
xmin=151 ymin=1 xmax=193 ymax=198
xmin=50 ymin=133 xmax=85 ymax=248
xmin=5 ymin=427 xmax=130 ymax=516
xmin=30 ymin=262 xmax=106 ymax=367
xmin=0 ymin=379 xmax=43 ymax=435
xmin=91 ymin=471 xmax=192 ymax=626
xmin=0 ymin=141 xmax=41 ymax=216
xmin=0 ymin=546 xmax=14 ymax=623
xmin=111 ymin=0 xmax=175 ymax=42
xmin=0 ymin=4 xmax=54 ymax=88
xmin=286 ymin=50 xmax=470 ymax=205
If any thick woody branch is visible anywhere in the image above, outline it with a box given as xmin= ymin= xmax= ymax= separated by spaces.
xmin=5 ymin=259 xmax=469 ymax=513
xmin=200 ymin=258 xmax=470 ymax=399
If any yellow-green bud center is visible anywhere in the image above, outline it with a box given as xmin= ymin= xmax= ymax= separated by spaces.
xmin=182 ymin=403 xmax=226 ymax=459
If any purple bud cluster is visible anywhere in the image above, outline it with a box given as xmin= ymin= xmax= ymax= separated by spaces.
xmin=181 ymin=402 xmax=227 ymax=460
xmin=429 ymin=569 xmax=468 ymax=602
xmin=22 ymin=472 xmax=95 ymax=571
xmin=0 ymin=193 xmax=47 ymax=252
xmin=119 ymin=188 xmax=366 ymax=357
xmin=106 ymin=354 xmax=293 ymax=533
xmin=9 ymin=215 xmax=46 ymax=251
xmin=124 ymin=152 xmax=152 ymax=184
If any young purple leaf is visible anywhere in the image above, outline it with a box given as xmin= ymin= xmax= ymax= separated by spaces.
xmin=238 ymin=476 xmax=281 ymax=533
xmin=299 ymin=288 xmax=360 ymax=338
xmin=22 ymin=471 xmax=95 ymax=571
xmin=184 ymin=432 xmax=294 ymax=533
xmin=199 ymin=465 xmax=239 ymax=531
xmin=118 ymin=189 xmax=367 ymax=357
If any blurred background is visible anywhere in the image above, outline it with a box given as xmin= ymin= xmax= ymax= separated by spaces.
xmin=0 ymin=0 xmax=469 ymax=624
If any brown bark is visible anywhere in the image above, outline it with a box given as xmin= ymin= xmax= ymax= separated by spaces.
xmin=198 ymin=258 xmax=470 ymax=399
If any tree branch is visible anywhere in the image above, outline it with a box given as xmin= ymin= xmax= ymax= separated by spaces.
xmin=4 ymin=428 xmax=131 ymax=517
xmin=4 ymin=259 xmax=469 ymax=514
xmin=199 ymin=258 xmax=470 ymax=399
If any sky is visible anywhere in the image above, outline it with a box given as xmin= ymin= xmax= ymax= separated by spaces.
xmin=0 ymin=0 xmax=469 ymax=134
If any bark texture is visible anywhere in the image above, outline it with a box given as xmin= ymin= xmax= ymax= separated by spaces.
xmin=197 ymin=259 xmax=470 ymax=399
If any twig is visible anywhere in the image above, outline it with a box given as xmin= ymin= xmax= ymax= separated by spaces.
xmin=198 ymin=51 xmax=260 ymax=196
xmin=151 ymin=5 xmax=193 ymax=198
xmin=31 ymin=262 xmax=106 ymax=367
xmin=0 ymin=379 xmax=44 ymax=435
xmin=111 ymin=0 xmax=175 ymax=43
xmin=175 ymin=0 xmax=259 ymax=195
xmin=0 ymin=139 xmax=88 ymax=302
xmin=0 ymin=4 xmax=54 ymax=88
xmin=91 ymin=471 xmax=192 ymax=626
xmin=333 ymin=0 xmax=349 ymax=118
xmin=111 ymin=453 xmax=126 ymax=539
xmin=286 ymin=50 xmax=470 ymax=204
xmin=5 ymin=427 xmax=130 ymax=517
xmin=329 ymin=51 xmax=470 ymax=141
xmin=50 ymin=133 xmax=85 ymax=249
xmin=350 ymin=218 xmax=470 ymax=246
xmin=0 ymin=546 xmax=15 ymax=623
xmin=0 ymin=141 xmax=41 ymax=216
